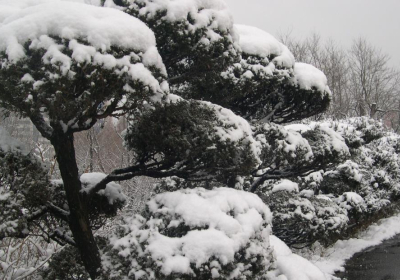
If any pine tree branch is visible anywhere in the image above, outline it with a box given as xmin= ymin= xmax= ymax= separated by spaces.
xmin=46 ymin=203 xmax=70 ymax=222
xmin=87 ymin=166 xmax=189 ymax=198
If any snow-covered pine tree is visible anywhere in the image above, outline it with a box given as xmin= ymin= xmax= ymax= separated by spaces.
xmin=0 ymin=0 xmax=334 ymax=278
xmin=123 ymin=0 xmax=331 ymax=123
xmin=0 ymin=1 xmax=168 ymax=277
xmin=120 ymin=0 xmax=333 ymax=191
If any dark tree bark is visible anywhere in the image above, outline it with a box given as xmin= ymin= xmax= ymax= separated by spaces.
xmin=50 ymin=132 xmax=101 ymax=279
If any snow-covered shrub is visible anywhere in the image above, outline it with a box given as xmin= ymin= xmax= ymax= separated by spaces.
xmin=291 ymin=118 xmax=400 ymax=238
xmin=315 ymin=117 xmax=385 ymax=150
xmin=125 ymin=100 xmax=260 ymax=185
xmin=0 ymin=126 xmax=50 ymax=239
xmin=262 ymin=191 xmax=348 ymax=247
xmin=347 ymin=134 xmax=400 ymax=211
xmin=343 ymin=117 xmax=386 ymax=145
xmin=337 ymin=192 xmax=367 ymax=215
xmin=297 ymin=171 xmax=324 ymax=193
xmin=255 ymin=123 xmax=313 ymax=168
xmin=100 ymin=187 xmax=274 ymax=280
xmin=301 ymin=124 xmax=350 ymax=163
xmin=319 ymin=160 xmax=363 ymax=195
xmin=224 ymin=25 xmax=331 ymax=122
xmin=245 ymin=122 xmax=350 ymax=194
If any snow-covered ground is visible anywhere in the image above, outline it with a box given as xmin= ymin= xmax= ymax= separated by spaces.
xmin=269 ymin=235 xmax=332 ymax=280
xmin=302 ymin=211 xmax=400 ymax=277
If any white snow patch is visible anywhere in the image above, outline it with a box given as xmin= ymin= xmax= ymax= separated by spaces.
xmin=285 ymin=123 xmax=312 ymax=133
xmin=235 ymin=24 xmax=295 ymax=69
xmin=0 ymin=126 xmax=28 ymax=155
xmin=132 ymin=0 xmax=234 ymax=35
xmin=292 ymin=63 xmax=331 ymax=96
xmin=272 ymin=179 xmax=299 ymax=193
xmin=80 ymin=172 xmax=126 ymax=205
xmin=268 ymin=235 xmax=331 ymax=280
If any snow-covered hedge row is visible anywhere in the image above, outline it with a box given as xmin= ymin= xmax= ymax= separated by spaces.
xmin=257 ymin=117 xmax=400 ymax=247
xmin=153 ymin=117 xmax=400 ymax=249
xmin=39 ymin=187 xmax=331 ymax=280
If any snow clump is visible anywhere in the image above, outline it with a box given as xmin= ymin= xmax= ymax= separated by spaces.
xmin=80 ymin=172 xmax=126 ymax=206
xmin=235 ymin=24 xmax=294 ymax=69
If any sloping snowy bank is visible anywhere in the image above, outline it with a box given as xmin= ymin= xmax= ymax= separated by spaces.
xmin=269 ymin=235 xmax=332 ymax=280
xmin=306 ymin=212 xmax=400 ymax=276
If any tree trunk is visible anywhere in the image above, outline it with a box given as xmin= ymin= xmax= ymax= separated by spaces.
xmin=51 ymin=132 xmax=101 ymax=279
xmin=370 ymin=103 xmax=377 ymax=119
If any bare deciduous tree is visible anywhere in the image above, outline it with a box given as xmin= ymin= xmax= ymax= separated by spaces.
xmin=280 ymin=32 xmax=400 ymax=127
xmin=348 ymin=38 xmax=400 ymax=120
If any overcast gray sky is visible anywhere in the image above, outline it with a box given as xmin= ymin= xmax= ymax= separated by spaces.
xmin=226 ymin=0 xmax=400 ymax=68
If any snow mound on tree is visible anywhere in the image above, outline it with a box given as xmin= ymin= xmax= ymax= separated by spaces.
xmin=272 ymin=179 xmax=299 ymax=193
xmin=102 ymin=187 xmax=274 ymax=279
xmin=131 ymin=0 xmax=233 ymax=35
xmin=0 ymin=0 xmax=100 ymax=23
xmin=101 ymin=187 xmax=332 ymax=280
xmin=292 ymin=63 xmax=331 ymax=97
xmin=0 ymin=1 xmax=154 ymax=56
xmin=235 ymin=24 xmax=295 ymax=68
xmin=0 ymin=126 xmax=28 ymax=155
xmin=0 ymin=1 xmax=166 ymax=93
xmin=234 ymin=25 xmax=330 ymax=97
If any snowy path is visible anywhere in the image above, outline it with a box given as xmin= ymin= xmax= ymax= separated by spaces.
xmin=308 ymin=212 xmax=400 ymax=277
xmin=337 ymin=234 xmax=400 ymax=280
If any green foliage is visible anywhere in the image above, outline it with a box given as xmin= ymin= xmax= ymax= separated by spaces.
xmin=126 ymin=100 xmax=259 ymax=185
xmin=0 ymin=37 xmax=165 ymax=135
xmin=125 ymin=0 xmax=330 ymax=123
xmin=0 ymin=147 xmax=50 ymax=239
xmin=126 ymin=0 xmax=240 ymax=102
xmin=220 ymin=55 xmax=331 ymax=122
xmin=40 ymin=246 xmax=89 ymax=280
xmin=261 ymin=191 xmax=348 ymax=247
